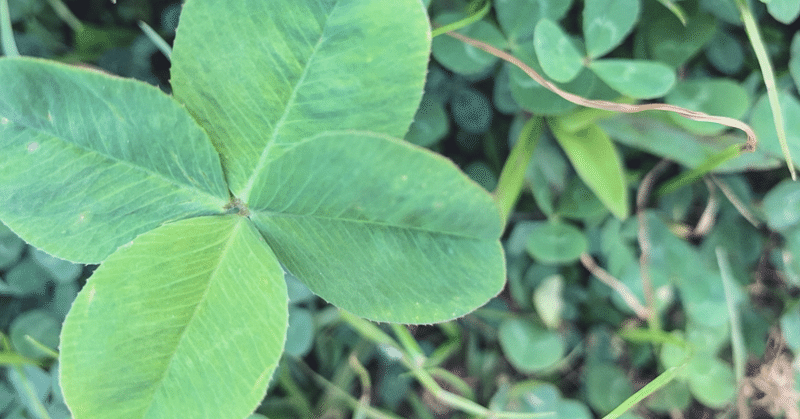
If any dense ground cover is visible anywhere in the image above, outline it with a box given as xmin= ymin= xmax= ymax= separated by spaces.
xmin=1 ymin=0 xmax=800 ymax=418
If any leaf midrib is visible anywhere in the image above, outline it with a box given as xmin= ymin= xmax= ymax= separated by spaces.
xmin=253 ymin=209 xmax=497 ymax=241
xmin=141 ymin=218 xmax=243 ymax=418
xmin=237 ymin=5 xmax=338 ymax=203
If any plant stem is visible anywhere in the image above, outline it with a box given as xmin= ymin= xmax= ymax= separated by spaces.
xmin=0 ymin=0 xmax=19 ymax=57
xmin=736 ymin=0 xmax=795 ymax=179
xmin=493 ymin=116 xmax=542 ymax=227
xmin=717 ymin=247 xmax=746 ymax=382
xmin=341 ymin=313 xmax=548 ymax=418
xmin=138 ymin=20 xmax=172 ymax=60
xmin=430 ymin=0 xmax=491 ymax=38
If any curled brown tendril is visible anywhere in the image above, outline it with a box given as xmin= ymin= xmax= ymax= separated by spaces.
xmin=445 ymin=30 xmax=758 ymax=153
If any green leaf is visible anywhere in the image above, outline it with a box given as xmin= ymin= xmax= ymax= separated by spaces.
xmin=599 ymin=114 xmax=782 ymax=173
xmin=499 ymin=318 xmax=565 ymax=373
xmin=585 ymin=363 xmax=633 ymax=415
xmin=171 ymin=0 xmax=430 ymax=200
xmin=644 ymin=8 xmax=716 ymax=67
xmin=534 ymin=19 xmax=584 ymax=83
xmin=791 ymin=33 xmax=800 ymax=93
xmin=526 ymin=221 xmax=588 ymax=265
xmin=248 ymin=132 xmax=505 ymax=324
xmin=405 ymin=96 xmax=449 ymax=147
xmin=450 ymin=86 xmax=493 ymax=134
xmin=687 ymin=357 xmax=736 ymax=408
xmin=0 ymin=57 xmax=230 ymax=263
xmin=763 ymin=180 xmax=800 ymax=231
xmin=494 ymin=0 xmax=573 ymax=42
xmin=583 ymin=0 xmax=641 ymax=58
xmin=59 ymin=216 xmax=288 ymax=419
xmin=751 ymin=91 xmax=800 ymax=170
xmin=10 ymin=310 xmax=59 ymax=361
xmin=666 ymin=79 xmax=750 ymax=136
xmin=507 ymin=43 xmax=597 ymax=115
xmin=766 ymin=0 xmax=800 ymax=24
xmin=589 ymin=59 xmax=675 ymax=99
xmin=431 ymin=13 xmax=507 ymax=76
xmin=781 ymin=304 xmax=800 ymax=353
xmin=705 ymin=29 xmax=745 ymax=75
xmin=550 ymin=119 xmax=629 ymax=219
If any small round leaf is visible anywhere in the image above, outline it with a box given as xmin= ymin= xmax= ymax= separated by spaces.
xmin=526 ymin=221 xmax=588 ymax=265
xmin=499 ymin=318 xmax=565 ymax=373
xmin=590 ymin=59 xmax=675 ymax=99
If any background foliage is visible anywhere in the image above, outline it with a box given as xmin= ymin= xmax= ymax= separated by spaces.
xmin=1 ymin=0 xmax=800 ymax=418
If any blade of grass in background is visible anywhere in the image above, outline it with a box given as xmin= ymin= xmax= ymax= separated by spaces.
xmin=736 ymin=0 xmax=795 ymax=179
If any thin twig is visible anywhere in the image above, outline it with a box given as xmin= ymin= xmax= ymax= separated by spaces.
xmin=444 ymin=31 xmax=757 ymax=152
xmin=580 ymin=252 xmax=651 ymax=319
xmin=711 ymin=175 xmax=761 ymax=228
xmin=636 ymin=160 xmax=672 ymax=329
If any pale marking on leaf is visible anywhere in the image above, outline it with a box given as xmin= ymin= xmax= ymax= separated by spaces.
xmin=27 ymin=142 xmax=39 ymax=152
xmin=47 ymin=111 xmax=54 ymax=122
xmin=87 ymin=285 xmax=97 ymax=306
xmin=1 ymin=117 xmax=8 ymax=125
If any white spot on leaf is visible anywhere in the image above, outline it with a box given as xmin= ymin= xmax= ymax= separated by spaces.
xmin=27 ymin=142 xmax=39 ymax=152
xmin=1 ymin=117 xmax=8 ymax=125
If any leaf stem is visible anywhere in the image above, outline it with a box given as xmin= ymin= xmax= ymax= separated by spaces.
xmin=717 ymin=247 xmax=746 ymax=382
xmin=430 ymin=0 xmax=491 ymax=38
xmin=493 ymin=117 xmax=542 ymax=227
xmin=340 ymin=312 xmax=548 ymax=418
xmin=736 ymin=0 xmax=795 ymax=179
xmin=138 ymin=20 xmax=172 ymax=60
xmin=0 ymin=0 xmax=19 ymax=57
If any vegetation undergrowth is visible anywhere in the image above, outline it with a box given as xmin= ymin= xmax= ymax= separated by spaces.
xmin=1 ymin=0 xmax=800 ymax=418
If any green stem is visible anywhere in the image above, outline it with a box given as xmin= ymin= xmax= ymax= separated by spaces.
xmin=46 ymin=0 xmax=83 ymax=32
xmin=0 ymin=0 xmax=19 ymax=57
xmin=493 ymin=116 xmax=542 ymax=227
xmin=138 ymin=20 xmax=172 ymax=60
xmin=343 ymin=314 xmax=546 ymax=418
xmin=656 ymin=143 xmax=742 ymax=197
xmin=736 ymin=0 xmax=795 ymax=179
xmin=430 ymin=0 xmax=491 ymax=38
xmin=717 ymin=247 xmax=746 ymax=382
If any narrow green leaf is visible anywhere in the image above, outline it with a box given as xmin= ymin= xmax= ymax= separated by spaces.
xmin=60 ymin=215 xmax=288 ymax=419
xmin=550 ymin=119 xmax=629 ymax=219
xmin=248 ymin=132 xmax=505 ymax=324
xmin=652 ymin=0 xmax=688 ymax=25
xmin=0 ymin=57 xmax=229 ymax=263
xmin=599 ymin=114 xmax=781 ymax=173
xmin=171 ymin=0 xmax=430 ymax=201
xmin=583 ymin=0 xmax=641 ymax=58
xmin=589 ymin=59 xmax=675 ymax=99
xmin=533 ymin=19 xmax=584 ymax=83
